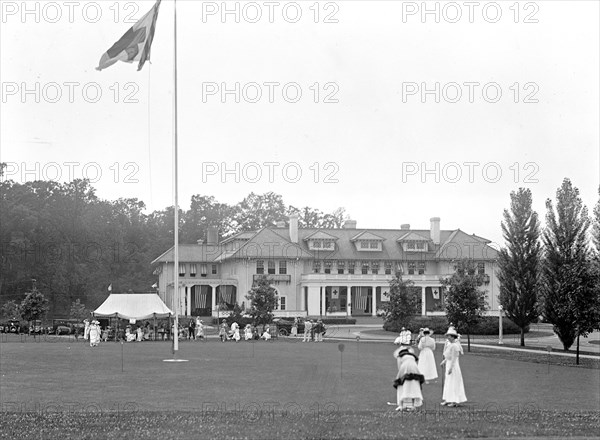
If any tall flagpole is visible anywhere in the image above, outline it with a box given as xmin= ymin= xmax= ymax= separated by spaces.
xmin=172 ymin=0 xmax=179 ymax=354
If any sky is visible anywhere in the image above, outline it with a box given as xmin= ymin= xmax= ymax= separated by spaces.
xmin=1 ymin=0 xmax=598 ymax=247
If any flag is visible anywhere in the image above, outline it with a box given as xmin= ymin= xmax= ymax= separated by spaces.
xmin=151 ymin=283 xmax=158 ymax=289
xmin=96 ymin=0 xmax=161 ymax=71
xmin=108 ymin=284 xmax=112 ymax=292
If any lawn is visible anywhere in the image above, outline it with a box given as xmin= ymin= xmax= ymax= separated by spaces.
xmin=1 ymin=338 xmax=599 ymax=439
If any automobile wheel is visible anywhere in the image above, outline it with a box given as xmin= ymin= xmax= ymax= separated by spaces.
xmin=279 ymin=329 xmax=289 ymax=336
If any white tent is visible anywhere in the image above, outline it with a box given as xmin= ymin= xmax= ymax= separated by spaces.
xmin=93 ymin=293 xmax=173 ymax=320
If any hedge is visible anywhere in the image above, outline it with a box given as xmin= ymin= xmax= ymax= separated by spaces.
xmin=383 ymin=316 xmax=528 ymax=335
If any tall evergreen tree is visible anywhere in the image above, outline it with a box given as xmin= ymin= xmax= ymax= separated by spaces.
xmin=498 ymin=188 xmax=541 ymax=346
xmin=441 ymin=259 xmax=488 ymax=351
xmin=541 ymin=178 xmax=595 ymax=356
xmin=245 ymin=275 xmax=279 ymax=326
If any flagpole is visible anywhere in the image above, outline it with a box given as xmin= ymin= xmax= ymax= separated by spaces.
xmin=172 ymin=0 xmax=180 ymax=355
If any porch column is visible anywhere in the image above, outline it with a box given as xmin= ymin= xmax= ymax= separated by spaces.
xmin=186 ymin=286 xmax=191 ymax=316
xmin=421 ymin=286 xmax=426 ymax=316
xmin=347 ymin=286 xmax=352 ymax=316
xmin=371 ymin=285 xmax=377 ymax=316
xmin=321 ymin=286 xmax=326 ymax=317
xmin=210 ymin=284 xmax=217 ymax=317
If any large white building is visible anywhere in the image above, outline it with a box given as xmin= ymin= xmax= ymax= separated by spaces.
xmin=151 ymin=216 xmax=500 ymax=318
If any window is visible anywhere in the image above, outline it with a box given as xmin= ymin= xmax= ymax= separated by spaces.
xmin=477 ymin=262 xmax=485 ymax=275
xmin=313 ymin=261 xmax=321 ymax=273
xmin=190 ymin=264 xmax=197 ymax=277
xmin=279 ymin=296 xmax=286 ymax=311
xmin=407 ymin=261 xmax=425 ymax=275
xmin=179 ymin=264 xmax=185 ymax=276
xmin=279 ymin=260 xmax=287 ymax=275
xmin=256 ymin=260 xmax=264 ymax=275
xmin=323 ymin=240 xmax=334 ymax=250
xmin=313 ymin=240 xmax=322 ymax=248
xmin=369 ymin=241 xmax=378 ymax=249
xmin=212 ymin=264 xmax=217 ymax=275
xmin=324 ymin=260 xmax=332 ymax=274
xmin=360 ymin=241 xmax=369 ymax=249
xmin=201 ymin=264 xmax=208 ymax=277
xmin=268 ymin=260 xmax=276 ymax=275
xmin=338 ymin=268 xmax=344 ymax=274
xmin=362 ymin=262 xmax=369 ymax=274
xmin=371 ymin=261 xmax=379 ymax=274
xmin=385 ymin=262 xmax=392 ymax=275
xmin=348 ymin=261 xmax=355 ymax=274
xmin=337 ymin=261 xmax=344 ymax=274
xmin=407 ymin=242 xmax=416 ymax=250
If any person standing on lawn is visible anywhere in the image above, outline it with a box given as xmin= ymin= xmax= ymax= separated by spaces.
xmin=196 ymin=319 xmax=205 ymax=340
xmin=291 ymin=318 xmax=298 ymax=338
xmin=244 ymin=324 xmax=253 ymax=341
xmin=219 ymin=320 xmax=228 ymax=342
xmin=188 ymin=319 xmax=196 ymax=340
xmin=440 ymin=327 xmax=467 ymax=407
xmin=303 ymin=319 xmax=313 ymax=342
xmin=417 ymin=328 xmax=438 ymax=383
xmin=392 ymin=346 xmax=424 ymax=411
xmin=231 ymin=321 xmax=241 ymax=342
xmin=83 ymin=319 xmax=90 ymax=341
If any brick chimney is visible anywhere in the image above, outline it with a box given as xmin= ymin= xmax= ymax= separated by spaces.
xmin=430 ymin=217 xmax=440 ymax=245
xmin=289 ymin=213 xmax=299 ymax=243
xmin=275 ymin=221 xmax=286 ymax=228
xmin=207 ymin=226 xmax=219 ymax=245
xmin=400 ymin=224 xmax=410 ymax=230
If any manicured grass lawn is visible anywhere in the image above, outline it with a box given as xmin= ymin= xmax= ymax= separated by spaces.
xmin=1 ymin=338 xmax=599 ymax=439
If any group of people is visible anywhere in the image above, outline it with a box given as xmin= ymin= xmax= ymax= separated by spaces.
xmin=302 ymin=319 xmax=326 ymax=342
xmin=218 ymin=320 xmax=274 ymax=342
xmin=391 ymin=326 xmax=467 ymax=411
xmin=83 ymin=319 xmax=101 ymax=347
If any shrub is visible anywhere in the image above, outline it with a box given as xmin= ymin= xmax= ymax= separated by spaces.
xmin=384 ymin=316 xmax=527 ymax=335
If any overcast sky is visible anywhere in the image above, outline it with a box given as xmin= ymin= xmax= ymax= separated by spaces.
xmin=1 ymin=0 xmax=598 ymax=246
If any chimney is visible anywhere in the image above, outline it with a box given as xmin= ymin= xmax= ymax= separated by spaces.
xmin=275 ymin=221 xmax=286 ymax=228
xmin=197 ymin=239 xmax=204 ymax=245
xmin=400 ymin=224 xmax=410 ymax=230
xmin=343 ymin=219 xmax=357 ymax=229
xmin=207 ymin=226 xmax=219 ymax=245
xmin=289 ymin=213 xmax=299 ymax=243
xmin=430 ymin=217 xmax=440 ymax=245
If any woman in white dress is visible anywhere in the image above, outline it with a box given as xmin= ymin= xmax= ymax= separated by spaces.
xmin=83 ymin=319 xmax=90 ymax=340
xmin=392 ymin=346 xmax=424 ymax=411
xmin=417 ymin=328 xmax=438 ymax=383
xmin=125 ymin=326 xmax=136 ymax=342
xmin=89 ymin=320 xmax=101 ymax=347
xmin=196 ymin=319 xmax=205 ymax=340
xmin=261 ymin=326 xmax=271 ymax=341
xmin=441 ymin=327 xmax=467 ymax=407
xmin=244 ymin=324 xmax=253 ymax=341
xmin=136 ymin=326 xmax=143 ymax=342
xmin=231 ymin=322 xmax=241 ymax=342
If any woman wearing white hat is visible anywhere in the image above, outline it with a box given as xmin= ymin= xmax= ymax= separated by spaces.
xmin=440 ymin=326 xmax=467 ymax=407
xmin=391 ymin=346 xmax=424 ymax=411
xmin=417 ymin=328 xmax=438 ymax=383
xmin=89 ymin=320 xmax=101 ymax=347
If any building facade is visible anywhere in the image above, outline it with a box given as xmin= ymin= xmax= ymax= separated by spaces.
xmin=151 ymin=216 xmax=500 ymax=318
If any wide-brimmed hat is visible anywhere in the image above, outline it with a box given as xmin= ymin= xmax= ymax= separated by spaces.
xmin=446 ymin=326 xmax=458 ymax=337
xmin=422 ymin=328 xmax=431 ymax=334
xmin=393 ymin=346 xmax=417 ymax=359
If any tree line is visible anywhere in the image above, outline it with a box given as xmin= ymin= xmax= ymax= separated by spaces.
xmin=0 ymin=163 xmax=347 ymax=318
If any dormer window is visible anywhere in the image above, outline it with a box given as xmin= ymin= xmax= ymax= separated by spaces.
xmin=308 ymin=239 xmax=335 ymax=251
xmin=357 ymin=240 xmax=382 ymax=251
xmin=405 ymin=241 xmax=428 ymax=252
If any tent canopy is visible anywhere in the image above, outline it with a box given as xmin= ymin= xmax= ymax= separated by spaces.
xmin=93 ymin=293 xmax=173 ymax=320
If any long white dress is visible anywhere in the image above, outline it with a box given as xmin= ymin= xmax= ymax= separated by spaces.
xmin=89 ymin=324 xmax=100 ymax=347
xmin=244 ymin=326 xmax=253 ymax=341
xmin=84 ymin=321 xmax=90 ymax=340
xmin=442 ymin=342 xmax=467 ymax=404
xmin=231 ymin=322 xmax=241 ymax=342
xmin=395 ymin=352 xmax=424 ymax=410
xmin=417 ymin=336 xmax=438 ymax=381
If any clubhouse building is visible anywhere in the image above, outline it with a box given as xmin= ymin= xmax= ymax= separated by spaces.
xmin=151 ymin=216 xmax=500 ymax=319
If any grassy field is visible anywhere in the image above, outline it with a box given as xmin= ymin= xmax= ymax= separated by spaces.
xmin=1 ymin=338 xmax=599 ymax=439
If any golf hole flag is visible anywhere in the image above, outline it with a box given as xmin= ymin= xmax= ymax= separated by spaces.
xmin=96 ymin=0 xmax=161 ymax=71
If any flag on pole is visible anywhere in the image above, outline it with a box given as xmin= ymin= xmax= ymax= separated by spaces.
xmin=96 ymin=0 xmax=162 ymax=71
xmin=108 ymin=284 xmax=112 ymax=292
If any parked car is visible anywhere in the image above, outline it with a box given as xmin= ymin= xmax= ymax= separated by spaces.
xmin=6 ymin=319 xmax=22 ymax=334
xmin=29 ymin=320 xmax=43 ymax=334
xmin=273 ymin=318 xmax=309 ymax=336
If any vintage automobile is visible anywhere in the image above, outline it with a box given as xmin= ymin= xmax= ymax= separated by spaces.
xmin=272 ymin=318 xmax=312 ymax=336
xmin=6 ymin=319 xmax=22 ymax=334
